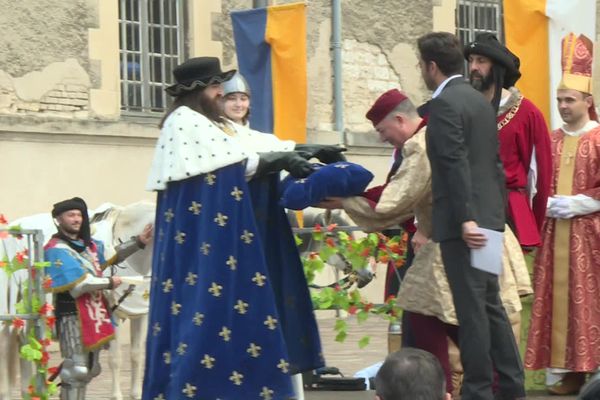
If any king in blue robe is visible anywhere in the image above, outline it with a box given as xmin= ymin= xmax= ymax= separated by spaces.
xmin=143 ymin=104 xmax=323 ymax=400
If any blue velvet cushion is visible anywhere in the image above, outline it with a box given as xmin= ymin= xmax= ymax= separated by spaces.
xmin=279 ymin=162 xmax=374 ymax=210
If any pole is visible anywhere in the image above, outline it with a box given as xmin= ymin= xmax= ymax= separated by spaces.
xmin=253 ymin=0 xmax=268 ymax=8
xmin=332 ymin=0 xmax=344 ymax=143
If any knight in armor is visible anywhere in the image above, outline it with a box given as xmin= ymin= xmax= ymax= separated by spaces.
xmin=44 ymin=197 xmax=153 ymax=400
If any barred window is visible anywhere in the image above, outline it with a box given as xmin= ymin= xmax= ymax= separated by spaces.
xmin=119 ymin=0 xmax=185 ymax=113
xmin=456 ymin=0 xmax=503 ymax=46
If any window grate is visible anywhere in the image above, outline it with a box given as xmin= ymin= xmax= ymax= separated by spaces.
xmin=457 ymin=0 xmax=503 ymax=46
xmin=119 ymin=0 xmax=184 ymax=114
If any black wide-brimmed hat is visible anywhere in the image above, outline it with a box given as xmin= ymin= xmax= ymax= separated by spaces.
xmin=51 ymin=197 xmax=92 ymax=245
xmin=464 ymin=33 xmax=522 ymax=87
xmin=165 ymin=57 xmax=236 ymax=96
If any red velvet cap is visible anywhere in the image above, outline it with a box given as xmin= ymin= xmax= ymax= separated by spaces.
xmin=366 ymin=89 xmax=408 ymax=127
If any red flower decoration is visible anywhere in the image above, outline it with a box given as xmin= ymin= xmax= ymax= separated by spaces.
xmin=363 ymin=302 xmax=374 ymax=312
xmin=325 ymin=238 xmax=336 ymax=248
xmin=313 ymin=223 xmax=322 ymax=233
xmin=0 ymin=214 xmax=8 ymax=224
xmin=40 ymin=338 xmax=52 ymax=347
xmin=348 ymin=305 xmax=358 ymax=315
xmin=333 ymin=284 xmax=342 ymax=292
xmin=16 ymin=250 xmax=28 ymax=263
xmin=12 ymin=317 xmax=25 ymax=330
xmin=42 ymin=276 xmax=53 ymax=290
xmin=39 ymin=303 xmax=54 ymax=315
xmin=326 ymin=223 xmax=338 ymax=232
xmin=360 ymin=248 xmax=370 ymax=257
xmin=47 ymin=366 xmax=60 ymax=376
xmin=39 ymin=351 xmax=50 ymax=365
xmin=45 ymin=316 xmax=56 ymax=329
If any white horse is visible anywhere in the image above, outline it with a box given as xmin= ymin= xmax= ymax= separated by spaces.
xmin=0 ymin=201 xmax=155 ymax=400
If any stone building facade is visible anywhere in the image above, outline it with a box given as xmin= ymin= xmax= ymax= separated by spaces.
xmin=0 ymin=0 xmax=480 ymax=218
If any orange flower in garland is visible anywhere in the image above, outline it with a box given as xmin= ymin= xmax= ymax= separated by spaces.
xmin=0 ymin=214 xmax=8 ymax=224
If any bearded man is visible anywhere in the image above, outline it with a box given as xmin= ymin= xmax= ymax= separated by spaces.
xmin=465 ymin=33 xmax=552 ymax=249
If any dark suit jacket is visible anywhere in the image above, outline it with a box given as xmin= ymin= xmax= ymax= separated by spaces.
xmin=426 ymin=77 xmax=506 ymax=242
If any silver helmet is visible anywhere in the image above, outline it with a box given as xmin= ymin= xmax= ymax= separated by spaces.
xmin=222 ymin=72 xmax=251 ymax=97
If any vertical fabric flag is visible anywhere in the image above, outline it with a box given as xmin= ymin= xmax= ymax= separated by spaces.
xmin=504 ymin=0 xmax=596 ymax=129
xmin=231 ymin=2 xmax=307 ymax=143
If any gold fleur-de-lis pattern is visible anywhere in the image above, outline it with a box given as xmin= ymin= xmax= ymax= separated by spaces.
xmin=219 ymin=326 xmax=232 ymax=342
xmin=145 ymin=165 xmax=313 ymax=399
xmin=208 ymin=282 xmax=223 ymax=297
xmin=201 ymin=354 xmax=215 ymax=369
xmin=234 ymin=299 xmax=249 ymax=315
xmin=171 ymin=301 xmax=182 ymax=315
xmin=182 ymin=382 xmax=197 ymax=398
xmin=175 ymin=231 xmax=186 ymax=244
xmin=229 ymin=371 xmax=244 ymax=386
xmin=230 ymin=186 xmax=244 ymax=201
xmin=193 ymin=312 xmax=204 ymax=326
xmin=277 ymin=359 xmax=290 ymax=373
xmin=214 ymin=212 xmax=229 ymax=227
xmin=185 ymin=272 xmax=198 ymax=286
xmin=240 ymin=229 xmax=254 ymax=244
xmin=252 ymin=272 xmax=267 ymax=287
xmin=260 ymin=387 xmax=274 ymax=400
xmin=247 ymin=343 xmax=262 ymax=358
xmin=177 ymin=342 xmax=188 ymax=355
xmin=162 ymin=279 xmax=174 ymax=293
xmin=225 ymin=255 xmax=237 ymax=271
xmin=200 ymin=242 xmax=211 ymax=255
xmin=204 ymin=173 xmax=216 ymax=185
xmin=188 ymin=201 xmax=202 ymax=215
xmin=264 ymin=315 xmax=278 ymax=330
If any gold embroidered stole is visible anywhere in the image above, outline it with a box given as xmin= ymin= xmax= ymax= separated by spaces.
xmin=550 ymin=133 xmax=579 ymax=367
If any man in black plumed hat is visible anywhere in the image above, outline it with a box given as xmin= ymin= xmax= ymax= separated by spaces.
xmin=45 ymin=197 xmax=152 ymax=400
xmin=465 ymin=34 xmax=552 ymax=251
xmin=143 ymin=56 xmax=334 ymax=399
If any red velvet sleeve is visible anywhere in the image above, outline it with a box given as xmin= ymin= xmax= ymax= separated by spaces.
xmin=530 ymin=106 xmax=552 ymax=232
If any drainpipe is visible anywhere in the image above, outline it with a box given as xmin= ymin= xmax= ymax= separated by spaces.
xmin=332 ymin=0 xmax=344 ymax=144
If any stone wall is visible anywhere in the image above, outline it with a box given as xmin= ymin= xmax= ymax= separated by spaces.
xmin=0 ymin=0 xmax=96 ymax=120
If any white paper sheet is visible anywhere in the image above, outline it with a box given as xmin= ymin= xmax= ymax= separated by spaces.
xmin=470 ymin=227 xmax=503 ymax=275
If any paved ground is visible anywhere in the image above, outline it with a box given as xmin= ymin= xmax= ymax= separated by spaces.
xmin=11 ymin=316 xmax=576 ymax=399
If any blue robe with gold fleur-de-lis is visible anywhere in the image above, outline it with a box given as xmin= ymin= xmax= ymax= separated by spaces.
xmin=143 ymin=107 xmax=298 ymax=400
xmin=143 ymin=163 xmax=295 ymax=400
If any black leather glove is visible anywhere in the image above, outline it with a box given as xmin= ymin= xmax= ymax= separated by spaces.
xmin=255 ymin=151 xmax=314 ymax=179
xmin=294 ymin=144 xmax=347 ymax=164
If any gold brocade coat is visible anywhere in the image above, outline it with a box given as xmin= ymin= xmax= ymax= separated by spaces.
xmin=342 ymin=127 xmax=532 ymax=325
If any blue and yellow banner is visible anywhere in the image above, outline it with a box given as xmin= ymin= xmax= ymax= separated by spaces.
xmin=231 ymin=2 xmax=307 ymax=143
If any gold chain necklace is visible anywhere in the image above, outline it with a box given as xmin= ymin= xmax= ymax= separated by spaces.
xmin=497 ymin=95 xmax=523 ymax=130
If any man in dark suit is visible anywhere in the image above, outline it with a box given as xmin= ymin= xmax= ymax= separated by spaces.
xmin=416 ymin=32 xmax=525 ymax=400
